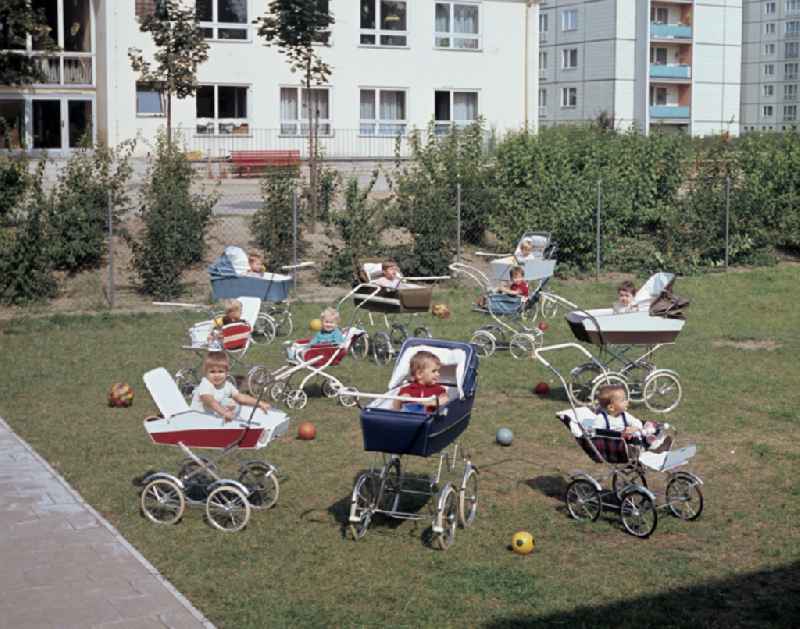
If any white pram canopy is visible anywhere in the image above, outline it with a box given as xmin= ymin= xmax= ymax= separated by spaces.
xmin=634 ymin=272 xmax=674 ymax=309
xmin=387 ymin=344 xmax=469 ymax=400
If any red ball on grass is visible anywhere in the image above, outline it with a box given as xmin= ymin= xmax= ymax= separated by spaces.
xmin=534 ymin=382 xmax=550 ymax=396
xmin=297 ymin=421 xmax=317 ymax=440
xmin=537 ymin=321 xmax=549 ymax=332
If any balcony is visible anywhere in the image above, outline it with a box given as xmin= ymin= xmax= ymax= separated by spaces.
xmin=35 ymin=55 xmax=93 ymax=85
xmin=651 ymin=23 xmax=692 ymax=39
xmin=650 ymin=64 xmax=691 ymax=79
xmin=650 ymin=105 xmax=690 ymax=119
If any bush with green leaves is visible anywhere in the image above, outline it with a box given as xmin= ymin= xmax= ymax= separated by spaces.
xmin=128 ymin=134 xmax=216 ymax=299
xmin=0 ymin=152 xmax=29 ymax=224
xmin=251 ymin=169 xmax=302 ymax=270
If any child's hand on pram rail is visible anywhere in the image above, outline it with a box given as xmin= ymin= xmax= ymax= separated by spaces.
xmin=222 ymin=406 xmax=237 ymax=422
xmin=257 ymin=400 xmax=271 ymax=413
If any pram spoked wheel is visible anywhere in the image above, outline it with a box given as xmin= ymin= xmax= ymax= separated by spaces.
xmin=413 ymin=326 xmax=432 ymax=339
xmin=140 ymin=477 xmax=186 ymax=525
xmin=174 ymin=367 xmax=200 ymax=399
xmin=285 ymin=389 xmax=308 ymax=410
xmin=642 ymin=370 xmax=682 ymax=414
xmin=349 ymin=334 xmax=370 ymax=360
xmin=271 ymin=309 xmax=293 ymax=337
xmin=349 ymin=473 xmax=378 ymax=540
xmin=270 ymin=381 xmax=288 ymax=402
xmin=432 ymin=483 xmax=459 ymax=550
xmin=246 ymin=365 xmax=273 ymax=397
xmin=567 ymin=362 xmax=601 ymax=405
xmin=620 ymin=360 xmax=655 ymax=403
xmin=205 ymin=484 xmax=251 ymax=532
xmin=321 ymin=379 xmax=340 ymax=398
xmin=338 ymin=386 xmax=360 ymax=407
xmin=665 ymin=474 xmax=704 ymax=521
xmin=470 ymin=329 xmax=496 ymax=358
xmin=251 ymin=313 xmax=277 ymax=345
xmin=178 ymin=457 xmax=218 ymax=502
xmin=619 ymin=488 xmax=657 ymax=538
xmin=539 ymin=294 xmax=559 ymax=319
xmin=238 ymin=461 xmax=280 ymax=510
xmin=372 ymin=332 xmax=393 ymax=365
xmin=458 ymin=466 xmax=479 ymax=527
xmin=565 ymin=479 xmax=602 ymax=522
xmin=390 ymin=323 xmax=408 ymax=347
xmin=509 ymin=333 xmax=539 ymax=361
xmin=611 ymin=467 xmax=647 ymax=498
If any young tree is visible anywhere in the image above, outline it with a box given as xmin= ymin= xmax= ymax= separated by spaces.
xmin=256 ymin=0 xmax=334 ymax=224
xmin=128 ymin=0 xmax=209 ymax=147
xmin=0 ymin=0 xmax=59 ymax=86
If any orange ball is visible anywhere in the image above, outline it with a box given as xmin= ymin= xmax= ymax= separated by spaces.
xmin=297 ymin=421 xmax=317 ymax=440
xmin=108 ymin=383 xmax=134 ymax=408
xmin=534 ymin=382 xmax=550 ymax=396
xmin=537 ymin=321 xmax=549 ymax=332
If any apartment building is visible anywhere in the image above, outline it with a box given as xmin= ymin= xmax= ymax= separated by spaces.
xmin=0 ymin=0 xmax=541 ymax=156
xmin=538 ymin=0 xmax=742 ymax=136
xmin=741 ymin=0 xmax=800 ymax=130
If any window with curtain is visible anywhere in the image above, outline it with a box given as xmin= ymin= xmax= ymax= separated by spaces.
xmin=561 ymin=87 xmax=577 ymax=108
xmin=360 ymin=88 xmax=407 ymax=135
xmin=281 ymin=87 xmax=331 ymax=136
xmin=764 ymin=84 xmax=774 ymax=97
xmin=136 ymin=82 xmax=165 ymax=116
xmin=434 ymin=2 xmax=480 ymax=49
xmin=787 ymin=63 xmax=799 ymax=79
xmin=361 ymin=0 xmax=407 ymax=46
xmin=538 ymin=88 xmax=547 ymax=114
xmin=197 ymin=0 xmax=248 ymax=40
xmin=787 ymin=42 xmax=800 ymax=58
xmin=785 ymin=84 xmax=798 ymax=99
xmin=434 ymin=90 xmax=478 ymax=134
xmin=561 ymin=48 xmax=578 ymax=69
xmin=651 ymin=47 xmax=668 ymax=65
xmin=561 ymin=9 xmax=577 ymax=31
xmin=785 ymin=105 xmax=797 ymax=121
xmin=195 ymin=84 xmax=249 ymax=135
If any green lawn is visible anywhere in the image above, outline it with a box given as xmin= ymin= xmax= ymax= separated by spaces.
xmin=1 ymin=267 xmax=799 ymax=628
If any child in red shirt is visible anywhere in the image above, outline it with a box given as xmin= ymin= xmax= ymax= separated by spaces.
xmin=393 ymin=351 xmax=450 ymax=413
xmin=502 ymin=265 xmax=529 ymax=298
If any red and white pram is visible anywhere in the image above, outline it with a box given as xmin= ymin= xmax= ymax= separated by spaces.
xmin=246 ymin=326 xmax=366 ymax=410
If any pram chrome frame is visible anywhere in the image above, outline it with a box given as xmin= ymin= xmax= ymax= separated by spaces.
xmin=534 ymin=343 xmax=703 ymax=538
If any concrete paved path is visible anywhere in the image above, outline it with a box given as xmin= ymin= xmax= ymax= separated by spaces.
xmin=0 ymin=417 xmax=214 ymax=629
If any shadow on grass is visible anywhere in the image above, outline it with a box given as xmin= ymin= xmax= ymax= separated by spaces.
xmin=525 ymin=475 xmax=568 ymax=500
xmin=481 ymin=561 xmax=800 ymax=629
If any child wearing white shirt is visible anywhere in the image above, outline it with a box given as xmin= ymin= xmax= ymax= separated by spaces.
xmin=191 ymin=351 xmax=270 ymax=422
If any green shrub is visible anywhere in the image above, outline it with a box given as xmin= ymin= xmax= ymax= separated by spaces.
xmin=128 ymin=134 xmax=216 ymax=299
xmin=251 ymin=170 xmax=302 ymax=270
xmin=0 ymin=153 xmax=29 ymax=224
xmin=0 ymin=204 xmax=57 ymax=305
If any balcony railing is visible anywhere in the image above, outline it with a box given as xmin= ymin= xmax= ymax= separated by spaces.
xmin=651 ymin=23 xmax=692 ymax=39
xmin=35 ymin=55 xmax=93 ymax=85
xmin=650 ymin=105 xmax=690 ymax=119
xmin=650 ymin=64 xmax=691 ymax=79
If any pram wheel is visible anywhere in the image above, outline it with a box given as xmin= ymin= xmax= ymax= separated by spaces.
xmin=413 ymin=326 xmax=432 ymax=339
xmin=565 ymin=479 xmax=601 ymax=522
xmin=285 ymin=389 xmax=308 ymax=410
xmin=390 ymin=323 xmax=408 ymax=346
xmin=272 ymin=309 xmax=293 ymax=337
xmin=349 ymin=473 xmax=378 ymax=540
xmin=643 ymin=370 xmax=682 ymax=414
xmin=372 ymin=332 xmax=393 ymax=365
xmin=238 ymin=462 xmax=280 ymax=511
xmin=589 ymin=373 xmax=629 ymax=407
xmin=432 ymin=484 xmax=458 ymax=550
xmin=174 ymin=368 xmax=199 ymax=399
xmin=140 ymin=478 xmax=186 ymax=525
xmin=621 ymin=361 xmax=655 ymax=403
xmin=321 ymin=379 xmax=340 ymax=398
xmin=205 ymin=484 xmax=251 ymax=532
xmin=540 ymin=295 xmax=559 ymax=319
xmin=458 ymin=466 xmax=479 ymax=528
xmin=470 ymin=330 xmax=496 ymax=358
xmin=619 ymin=489 xmax=657 ymax=538
xmin=611 ymin=467 xmax=647 ymax=498
xmin=509 ymin=333 xmax=538 ymax=360
xmin=251 ymin=313 xmax=277 ymax=345
xmin=178 ymin=458 xmax=217 ymax=502
xmin=349 ymin=334 xmax=370 ymax=360
xmin=247 ymin=365 xmax=273 ymax=397
xmin=567 ymin=362 xmax=601 ymax=405
xmin=666 ymin=474 xmax=704 ymax=521
xmin=338 ymin=387 xmax=360 ymax=407
xmin=270 ymin=381 xmax=287 ymax=402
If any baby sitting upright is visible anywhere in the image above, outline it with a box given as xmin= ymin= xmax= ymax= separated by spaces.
xmin=393 ymin=351 xmax=450 ymax=413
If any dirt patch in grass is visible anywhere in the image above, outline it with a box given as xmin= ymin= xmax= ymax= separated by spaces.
xmin=712 ymin=338 xmax=782 ymax=351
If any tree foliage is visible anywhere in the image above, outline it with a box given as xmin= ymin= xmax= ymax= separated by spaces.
xmin=0 ymin=0 xmax=59 ymax=86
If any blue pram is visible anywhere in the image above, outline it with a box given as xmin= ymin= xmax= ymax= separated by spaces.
xmin=344 ymin=339 xmax=479 ymax=550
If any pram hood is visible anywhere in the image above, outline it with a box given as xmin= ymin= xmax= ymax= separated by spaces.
xmin=635 ymin=272 xmax=690 ymax=319
xmin=556 ymin=407 xmax=596 ymax=438
xmin=209 ymin=250 xmax=292 ymax=283
xmin=514 ymin=232 xmax=550 ymax=260
xmin=387 ymin=339 xmax=476 ymax=400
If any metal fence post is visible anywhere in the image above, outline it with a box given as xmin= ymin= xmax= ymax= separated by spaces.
xmin=596 ymin=178 xmax=602 ymax=281
xmin=107 ymin=190 xmax=115 ymax=309
xmin=456 ymin=183 xmax=462 ymax=264
xmin=292 ymin=187 xmax=299 ymax=289
xmin=725 ymin=175 xmax=731 ymax=270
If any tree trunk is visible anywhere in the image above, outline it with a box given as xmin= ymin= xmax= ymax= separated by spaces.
xmin=167 ymin=91 xmax=173 ymax=148
xmin=306 ymin=64 xmax=318 ymax=233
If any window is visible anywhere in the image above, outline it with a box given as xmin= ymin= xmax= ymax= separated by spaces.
xmin=434 ymin=90 xmax=478 ymax=134
xmin=361 ymin=0 xmax=407 ymax=47
xmin=561 ymin=9 xmax=577 ymax=32
xmin=561 ymin=48 xmax=578 ymax=69
xmin=788 ymin=42 xmax=800 ymax=58
xmin=539 ymin=13 xmax=548 ymax=40
xmin=135 ymin=0 xmax=167 ymax=19
xmin=280 ymin=87 xmax=331 ymax=136
xmin=765 ymin=63 xmax=775 ymax=76
xmin=766 ymin=43 xmax=776 ymax=55
xmin=763 ymin=105 xmax=774 ymax=117
xmin=196 ymin=0 xmax=248 ymax=40
xmin=561 ymin=86 xmax=577 ymax=108
xmin=434 ymin=3 xmax=480 ymax=49
xmin=359 ymin=88 xmax=407 ymax=136
xmin=788 ymin=0 xmax=800 ymax=14
xmin=539 ymin=88 xmax=547 ymax=110
xmin=766 ymin=22 xmax=776 ymax=34
xmin=784 ymin=104 xmax=797 ymax=120
xmin=539 ymin=51 xmax=548 ymax=72
xmin=651 ymin=47 xmax=668 ymax=65
xmin=764 ymin=84 xmax=775 ymax=96
xmin=787 ymin=21 xmax=800 ymax=36
xmin=136 ymin=82 xmax=165 ymax=116
xmin=785 ymin=84 xmax=798 ymax=99
xmin=195 ymin=84 xmax=248 ymax=135
xmin=786 ymin=62 xmax=799 ymax=78
xmin=651 ymin=6 xmax=668 ymax=23
xmin=650 ymin=86 xmax=668 ymax=105
xmin=765 ymin=1 xmax=776 ymax=14
xmin=0 ymin=100 xmax=25 ymax=148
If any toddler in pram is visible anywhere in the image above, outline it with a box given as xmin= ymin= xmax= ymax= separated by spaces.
xmin=192 ymin=351 xmax=270 ymax=421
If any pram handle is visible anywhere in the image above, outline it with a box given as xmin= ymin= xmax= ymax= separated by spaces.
xmin=402 ymin=276 xmax=450 ymax=281
xmin=339 ymin=389 xmax=438 ymax=406
xmin=475 ymin=251 xmax=511 ymax=258
xmin=449 ymin=263 xmax=491 ymax=288
xmin=281 ymin=261 xmax=315 ymax=271
xmin=537 ymin=292 xmax=578 ymax=310
xmin=153 ymin=301 xmax=210 ymax=310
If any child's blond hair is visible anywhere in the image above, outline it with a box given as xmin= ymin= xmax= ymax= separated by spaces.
xmin=510 ymin=265 xmax=524 ymax=280
xmin=382 ymin=260 xmax=399 ymax=271
xmin=222 ymin=298 xmax=242 ymax=317
xmin=617 ymin=280 xmax=637 ymax=295
xmin=203 ymin=351 xmax=230 ymax=375
xmin=409 ymin=351 xmax=441 ymax=380
xmin=596 ymin=384 xmax=626 ymax=410
xmin=248 ymin=251 xmax=264 ymax=270
xmin=320 ymin=307 xmax=340 ymax=323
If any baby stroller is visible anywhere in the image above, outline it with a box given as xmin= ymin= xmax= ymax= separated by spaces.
xmin=548 ymin=272 xmax=688 ymax=413
xmin=137 ymin=368 xmax=290 ymax=532
xmin=341 ymin=339 xmax=479 ymax=550
xmin=208 ymin=246 xmax=315 ymax=342
xmin=533 ymin=344 xmax=704 ymax=538
xmin=245 ymin=326 xmax=366 ymax=410
xmin=337 ymin=262 xmax=449 ymax=365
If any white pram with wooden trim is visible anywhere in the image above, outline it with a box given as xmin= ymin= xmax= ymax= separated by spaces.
xmin=136 ymin=367 xmax=290 ymax=532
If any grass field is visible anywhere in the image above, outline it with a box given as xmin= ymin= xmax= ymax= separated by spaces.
xmin=1 ymin=267 xmax=799 ymax=628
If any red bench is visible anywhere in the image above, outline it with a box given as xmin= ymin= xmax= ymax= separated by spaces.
xmin=229 ymin=150 xmax=301 ymax=176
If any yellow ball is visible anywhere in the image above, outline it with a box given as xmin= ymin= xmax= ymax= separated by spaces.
xmin=213 ymin=316 xmax=224 ymax=327
xmin=309 ymin=318 xmax=322 ymax=332
xmin=511 ymin=531 xmax=535 ymax=555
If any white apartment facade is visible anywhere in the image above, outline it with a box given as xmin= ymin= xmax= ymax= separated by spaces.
xmin=0 ymin=0 xmax=541 ymax=156
xmin=741 ymin=0 xmax=800 ymax=130
xmin=538 ymin=0 xmax=742 ymax=136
